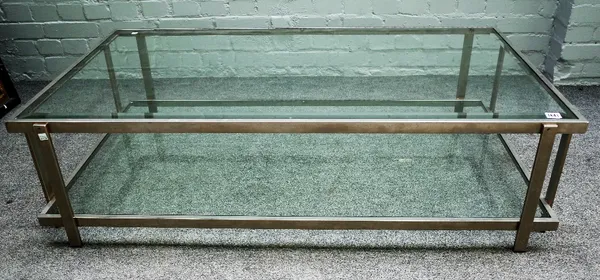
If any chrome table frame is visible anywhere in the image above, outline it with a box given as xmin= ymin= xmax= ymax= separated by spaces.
xmin=4 ymin=28 xmax=588 ymax=251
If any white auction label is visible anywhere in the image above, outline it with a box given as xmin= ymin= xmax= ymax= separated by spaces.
xmin=37 ymin=133 xmax=49 ymax=141
xmin=545 ymin=112 xmax=562 ymax=119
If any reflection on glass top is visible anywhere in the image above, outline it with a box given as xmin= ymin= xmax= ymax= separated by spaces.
xmin=19 ymin=30 xmax=577 ymax=120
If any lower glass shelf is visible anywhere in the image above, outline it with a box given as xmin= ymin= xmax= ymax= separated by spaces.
xmin=60 ymin=133 xmax=536 ymax=219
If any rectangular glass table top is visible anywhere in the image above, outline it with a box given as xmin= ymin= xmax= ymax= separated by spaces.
xmin=15 ymin=28 xmax=584 ymax=122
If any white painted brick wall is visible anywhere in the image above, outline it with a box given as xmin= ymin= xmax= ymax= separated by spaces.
xmin=344 ymin=0 xmax=372 ymax=15
xmin=46 ymin=56 xmax=77 ymax=73
xmin=142 ymin=2 xmax=170 ymax=18
xmin=3 ymin=4 xmax=33 ymax=22
xmin=159 ymin=18 xmax=213 ymax=28
xmin=0 ymin=0 xmax=577 ymax=81
xmin=13 ymin=41 xmax=37 ymax=56
xmin=83 ymin=5 xmax=111 ymax=20
xmin=57 ymin=4 xmax=85 ymax=21
xmin=62 ymin=39 xmax=89 ymax=55
xmin=109 ymin=3 xmax=138 ymax=21
xmin=555 ymin=0 xmax=600 ymax=85
xmin=172 ymin=2 xmax=200 ymax=17
xmin=201 ymin=1 xmax=228 ymax=16
xmin=44 ymin=23 xmax=99 ymax=38
xmin=36 ymin=40 xmax=62 ymax=56
xmin=30 ymin=5 xmax=59 ymax=22
xmin=314 ymin=1 xmax=343 ymax=15
xmin=457 ymin=1 xmax=486 ymax=14
xmin=229 ymin=1 xmax=256 ymax=16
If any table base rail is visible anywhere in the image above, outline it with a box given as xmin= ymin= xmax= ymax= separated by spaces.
xmin=38 ymin=212 xmax=558 ymax=232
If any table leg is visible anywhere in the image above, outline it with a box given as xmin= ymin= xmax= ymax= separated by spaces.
xmin=136 ymin=34 xmax=157 ymax=113
xmin=545 ymin=134 xmax=572 ymax=207
xmin=455 ymin=30 xmax=474 ymax=113
xmin=514 ymin=124 xmax=557 ymax=252
xmin=490 ymin=46 xmax=505 ymax=112
xmin=104 ymin=45 xmax=123 ymax=113
xmin=25 ymin=132 xmax=53 ymax=202
xmin=31 ymin=124 xmax=82 ymax=247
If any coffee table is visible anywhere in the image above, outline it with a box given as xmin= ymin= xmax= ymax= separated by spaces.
xmin=4 ymin=28 xmax=588 ymax=251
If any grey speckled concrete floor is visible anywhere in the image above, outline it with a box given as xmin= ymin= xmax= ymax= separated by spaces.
xmin=1 ymin=81 xmax=599 ymax=279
